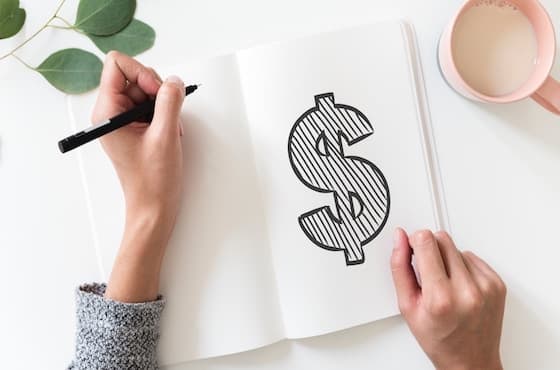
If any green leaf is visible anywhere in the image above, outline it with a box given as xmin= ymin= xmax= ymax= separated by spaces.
xmin=88 ymin=19 xmax=155 ymax=56
xmin=75 ymin=0 xmax=136 ymax=36
xmin=0 ymin=0 xmax=25 ymax=39
xmin=0 ymin=0 xmax=18 ymax=21
xmin=36 ymin=48 xmax=103 ymax=94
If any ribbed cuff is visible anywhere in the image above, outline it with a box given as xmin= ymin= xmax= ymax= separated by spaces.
xmin=72 ymin=283 xmax=165 ymax=370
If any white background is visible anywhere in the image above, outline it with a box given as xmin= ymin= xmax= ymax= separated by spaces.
xmin=0 ymin=1 xmax=559 ymax=369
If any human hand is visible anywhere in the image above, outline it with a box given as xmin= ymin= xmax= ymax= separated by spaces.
xmin=91 ymin=51 xmax=186 ymax=302
xmin=391 ymin=229 xmax=506 ymax=370
xmin=92 ymin=51 xmax=185 ymax=222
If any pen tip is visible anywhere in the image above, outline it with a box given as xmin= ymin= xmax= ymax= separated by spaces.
xmin=185 ymin=84 xmax=201 ymax=96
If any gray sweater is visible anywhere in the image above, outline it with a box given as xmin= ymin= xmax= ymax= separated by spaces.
xmin=68 ymin=283 xmax=165 ymax=370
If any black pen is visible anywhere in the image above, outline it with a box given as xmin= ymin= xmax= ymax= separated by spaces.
xmin=58 ymin=84 xmax=200 ymax=154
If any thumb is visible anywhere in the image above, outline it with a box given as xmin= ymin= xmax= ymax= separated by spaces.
xmin=150 ymin=76 xmax=185 ymax=138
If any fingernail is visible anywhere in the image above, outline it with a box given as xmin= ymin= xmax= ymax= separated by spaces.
xmin=413 ymin=230 xmax=432 ymax=244
xmin=166 ymin=75 xmax=184 ymax=88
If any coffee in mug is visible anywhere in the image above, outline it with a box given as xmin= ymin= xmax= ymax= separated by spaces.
xmin=439 ymin=0 xmax=560 ymax=115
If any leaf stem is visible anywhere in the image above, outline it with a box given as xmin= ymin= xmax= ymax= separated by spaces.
xmin=11 ymin=53 xmax=36 ymax=71
xmin=53 ymin=15 xmax=75 ymax=29
xmin=47 ymin=24 xmax=72 ymax=30
xmin=52 ymin=0 xmax=68 ymax=16
xmin=0 ymin=0 xmax=68 ymax=61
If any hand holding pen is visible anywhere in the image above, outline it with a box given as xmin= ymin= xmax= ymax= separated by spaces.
xmin=86 ymin=51 xmax=188 ymax=303
xmin=59 ymin=65 xmax=198 ymax=154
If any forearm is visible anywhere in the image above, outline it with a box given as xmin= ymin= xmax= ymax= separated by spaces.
xmin=105 ymin=206 xmax=176 ymax=303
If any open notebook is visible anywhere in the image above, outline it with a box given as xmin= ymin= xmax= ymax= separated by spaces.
xmin=68 ymin=20 xmax=447 ymax=366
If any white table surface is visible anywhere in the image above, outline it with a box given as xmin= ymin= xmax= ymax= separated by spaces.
xmin=1 ymin=1 xmax=559 ymax=369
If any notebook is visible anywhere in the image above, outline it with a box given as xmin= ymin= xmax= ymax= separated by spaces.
xmin=68 ymin=20 xmax=447 ymax=366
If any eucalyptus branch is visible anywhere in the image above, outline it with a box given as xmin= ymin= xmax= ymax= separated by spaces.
xmin=0 ymin=0 xmax=154 ymax=94
xmin=0 ymin=0 xmax=68 ymax=61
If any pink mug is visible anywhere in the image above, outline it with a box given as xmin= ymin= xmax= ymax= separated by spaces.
xmin=439 ymin=0 xmax=560 ymax=114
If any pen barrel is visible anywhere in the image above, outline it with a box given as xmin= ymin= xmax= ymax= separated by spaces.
xmin=58 ymin=120 xmax=119 ymax=153
xmin=58 ymin=85 xmax=198 ymax=154
xmin=58 ymin=99 xmax=156 ymax=153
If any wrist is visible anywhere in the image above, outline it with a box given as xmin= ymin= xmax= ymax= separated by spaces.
xmin=124 ymin=203 xmax=177 ymax=245
xmin=123 ymin=182 xmax=182 ymax=225
xmin=436 ymin=359 xmax=503 ymax=370
xmin=105 ymin=205 xmax=177 ymax=303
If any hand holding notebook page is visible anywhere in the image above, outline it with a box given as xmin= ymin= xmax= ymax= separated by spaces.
xmin=68 ymin=20 xmax=445 ymax=365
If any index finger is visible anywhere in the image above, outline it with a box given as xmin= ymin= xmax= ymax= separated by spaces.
xmin=93 ymin=52 xmax=162 ymax=123
xmin=100 ymin=51 xmax=161 ymax=96
xmin=409 ymin=230 xmax=449 ymax=292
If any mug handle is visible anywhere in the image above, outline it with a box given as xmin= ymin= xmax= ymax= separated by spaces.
xmin=532 ymin=77 xmax=560 ymax=115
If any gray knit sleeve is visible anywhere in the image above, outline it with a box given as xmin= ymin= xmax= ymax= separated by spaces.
xmin=68 ymin=283 xmax=165 ymax=370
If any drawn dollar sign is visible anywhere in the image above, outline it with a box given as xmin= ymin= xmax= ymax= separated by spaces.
xmin=288 ymin=93 xmax=390 ymax=265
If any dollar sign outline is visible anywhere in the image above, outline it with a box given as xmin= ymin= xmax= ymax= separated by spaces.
xmin=288 ymin=93 xmax=390 ymax=265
